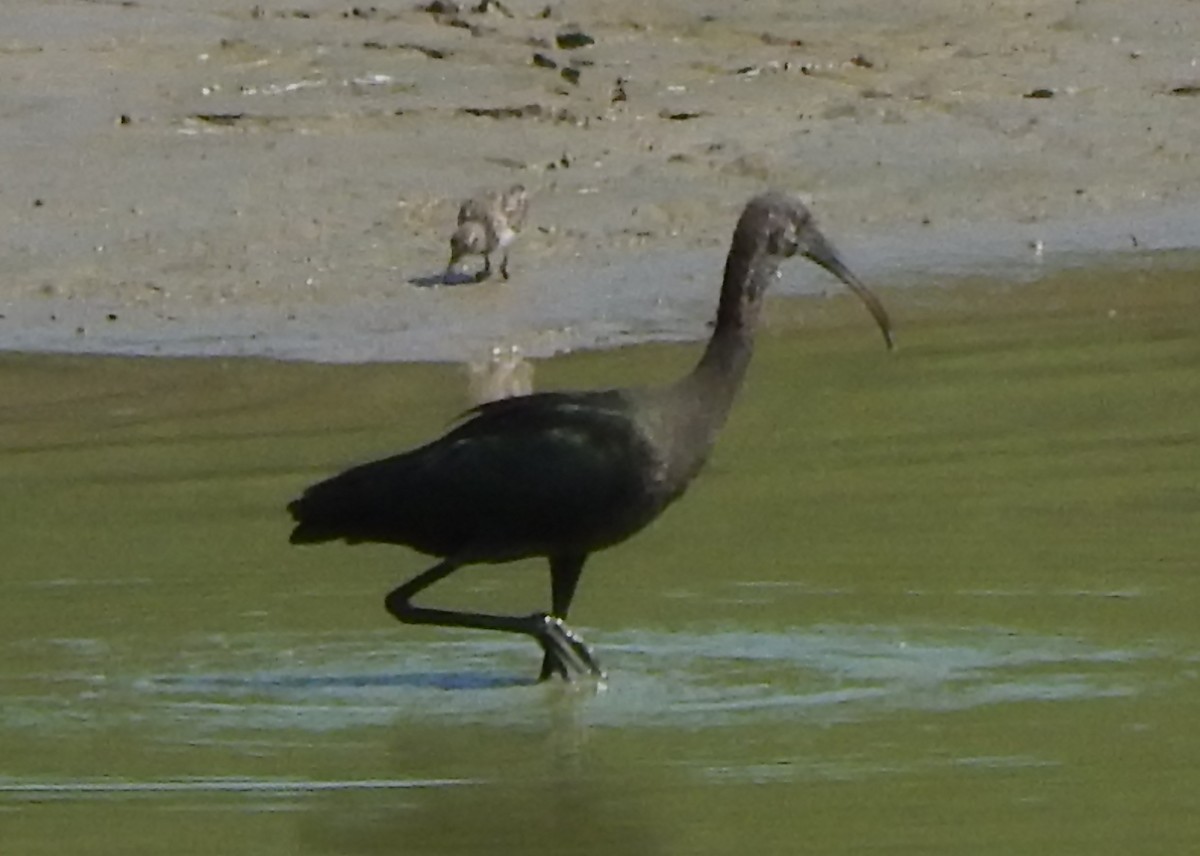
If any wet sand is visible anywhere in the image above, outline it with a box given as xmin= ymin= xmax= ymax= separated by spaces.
xmin=3 ymin=0 xmax=1199 ymax=361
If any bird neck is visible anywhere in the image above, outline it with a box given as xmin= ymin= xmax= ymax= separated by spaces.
xmin=658 ymin=237 xmax=777 ymax=476
xmin=689 ymin=238 xmax=775 ymax=404
xmin=643 ymin=224 xmax=777 ymax=496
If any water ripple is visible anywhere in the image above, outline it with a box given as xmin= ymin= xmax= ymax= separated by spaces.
xmin=2 ymin=625 xmax=1153 ymax=736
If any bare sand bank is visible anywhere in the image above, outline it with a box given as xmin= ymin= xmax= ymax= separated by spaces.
xmin=2 ymin=0 xmax=1198 ymax=361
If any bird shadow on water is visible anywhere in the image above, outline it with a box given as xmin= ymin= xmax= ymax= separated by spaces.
xmin=149 ymin=668 xmax=535 ymax=694
xmin=122 ymin=640 xmax=608 ymax=734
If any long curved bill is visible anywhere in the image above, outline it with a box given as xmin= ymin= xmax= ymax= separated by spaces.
xmin=802 ymin=229 xmax=895 ymax=350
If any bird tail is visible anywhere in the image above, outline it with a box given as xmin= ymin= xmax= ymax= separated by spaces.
xmin=287 ymin=495 xmax=336 ymax=544
xmin=287 ymin=461 xmax=396 ymax=545
xmin=287 ymin=490 xmax=345 ymax=544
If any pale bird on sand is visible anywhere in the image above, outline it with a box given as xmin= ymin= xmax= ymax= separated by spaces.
xmin=447 ymin=184 xmax=530 ymax=281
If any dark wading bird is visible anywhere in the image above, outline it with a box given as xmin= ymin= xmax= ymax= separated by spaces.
xmin=288 ymin=192 xmax=893 ymax=680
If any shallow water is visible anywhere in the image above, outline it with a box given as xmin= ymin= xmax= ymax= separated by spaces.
xmin=2 ymin=260 xmax=1200 ymax=854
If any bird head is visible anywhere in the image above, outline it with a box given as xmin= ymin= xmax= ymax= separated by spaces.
xmin=503 ymin=184 xmax=529 ymax=206
xmin=749 ymin=192 xmax=895 ymax=349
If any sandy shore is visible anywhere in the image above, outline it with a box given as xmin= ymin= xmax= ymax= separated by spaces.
xmin=2 ymin=0 xmax=1199 ymax=362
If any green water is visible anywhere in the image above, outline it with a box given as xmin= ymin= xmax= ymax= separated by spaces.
xmin=2 ymin=260 xmax=1199 ymax=854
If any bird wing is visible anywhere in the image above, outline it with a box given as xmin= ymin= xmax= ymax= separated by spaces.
xmin=456 ymin=193 xmax=498 ymax=225
xmin=289 ymin=391 xmax=665 ymax=559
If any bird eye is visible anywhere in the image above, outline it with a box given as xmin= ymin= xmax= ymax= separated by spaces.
xmin=768 ymin=225 xmax=799 ymax=256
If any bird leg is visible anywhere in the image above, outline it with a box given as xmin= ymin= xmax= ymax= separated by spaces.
xmin=499 ymin=249 xmax=510 ymax=281
xmin=538 ymin=554 xmax=603 ymax=681
xmin=476 ymin=253 xmax=493 ymax=282
xmin=538 ymin=617 xmax=602 ymax=680
xmin=385 ymin=558 xmax=603 ymax=681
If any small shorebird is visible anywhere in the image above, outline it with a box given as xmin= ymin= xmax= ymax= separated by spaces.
xmin=446 ymin=184 xmax=530 ymax=281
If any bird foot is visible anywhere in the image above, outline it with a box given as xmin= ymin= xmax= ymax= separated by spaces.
xmin=536 ymin=615 xmax=605 ymax=681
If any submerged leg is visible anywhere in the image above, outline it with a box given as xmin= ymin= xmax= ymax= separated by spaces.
xmin=385 ymin=557 xmax=601 ymax=681
xmin=538 ymin=554 xmax=603 ymax=681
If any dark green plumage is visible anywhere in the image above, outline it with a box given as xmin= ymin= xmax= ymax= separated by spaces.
xmin=287 ymin=191 xmax=893 ymax=680
xmin=289 ymin=390 xmax=667 ymax=560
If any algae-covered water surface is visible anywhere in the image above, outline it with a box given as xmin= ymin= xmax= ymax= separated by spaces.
xmin=2 ymin=260 xmax=1199 ymax=854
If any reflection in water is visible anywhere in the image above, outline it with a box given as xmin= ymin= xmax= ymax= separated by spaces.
xmin=301 ymin=705 xmax=669 ymax=856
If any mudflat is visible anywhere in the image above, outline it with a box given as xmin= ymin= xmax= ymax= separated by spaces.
xmin=3 ymin=0 xmax=1198 ymax=361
